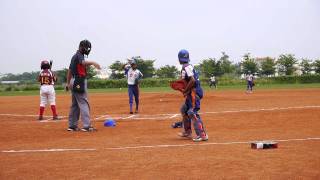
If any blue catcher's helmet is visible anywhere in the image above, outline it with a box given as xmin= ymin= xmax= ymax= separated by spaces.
xmin=178 ymin=49 xmax=190 ymax=64
xmin=104 ymin=119 xmax=116 ymax=127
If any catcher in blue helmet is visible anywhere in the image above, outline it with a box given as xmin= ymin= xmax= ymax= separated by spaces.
xmin=175 ymin=49 xmax=208 ymax=142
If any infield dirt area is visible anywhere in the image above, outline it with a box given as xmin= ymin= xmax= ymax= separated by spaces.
xmin=0 ymin=88 xmax=320 ymax=179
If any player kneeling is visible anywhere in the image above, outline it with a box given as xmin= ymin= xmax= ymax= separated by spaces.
xmin=37 ymin=60 xmax=60 ymax=120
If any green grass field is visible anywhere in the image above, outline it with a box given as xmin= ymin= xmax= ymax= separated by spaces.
xmin=0 ymin=83 xmax=319 ymax=96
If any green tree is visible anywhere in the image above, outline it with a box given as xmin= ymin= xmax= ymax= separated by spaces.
xmin=300 ymin=59 xmax=313 ymax=75
xmin=219 ymin=52 xmax=235 ymax=74
xmin=313 ymin=59 xmax=320 ymax=74
xmin=194 ymin=64 xmax=201 ymax=76
xmin=109 ymin=60 xmax=125 ymax=79
xmin=155 ymin=65 xmax=179 ymax=78
xmin=241 ymin=53 xmax=258 ymax=74
xmin=0 ymin=71 xmax=39 ymax=83
xmin=234 ymin=62 xmax=242 ymax=76
xmin=86 ymin=66 xmax=97 ymax=79
xmin=277 ymin=54 xmax=297 ymax=75
xmin=260 ymin=57 xmax=276 ymax=76
xmin=199 ymin=58 xmax=215 ymax=78
xmin=55 ymin=68 xmax=68 ymax=84
xmin=135 ymin=58 xmax=155 ymax=78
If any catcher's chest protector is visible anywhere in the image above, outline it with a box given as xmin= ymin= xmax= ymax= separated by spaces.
xmin=181 ymin=64 xmax=203 ymax=99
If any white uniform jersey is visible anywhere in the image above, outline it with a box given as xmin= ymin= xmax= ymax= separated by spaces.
xmin=246 ymin=74 xmax=253 ymax=81
xmin=126 ymin=68 xmax=143 ymax=85
xmin=181 ymin=64 xmax=194 ymax=79
xmin=210 ymin=76 xmax=215 ymax=82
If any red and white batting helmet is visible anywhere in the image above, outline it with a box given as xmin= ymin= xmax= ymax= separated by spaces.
xmin=41 ymin=60 xmax=50 ymax=69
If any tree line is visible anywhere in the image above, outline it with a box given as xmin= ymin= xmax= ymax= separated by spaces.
xmin=1 ymin=52 xmax=320 ymax=84
xmin=108 ymin=52 xmax=320 ymax=79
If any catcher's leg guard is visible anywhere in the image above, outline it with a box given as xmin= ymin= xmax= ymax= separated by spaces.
xmin=191 ymin=114 xmax=206 ymax=137
xmin=180 ymin=104 xmax=191 ymax=132
xmin=182 ymin=115 xmax=192 ymax=133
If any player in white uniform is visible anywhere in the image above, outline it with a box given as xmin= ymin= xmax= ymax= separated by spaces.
xmin=38 ymin=60 xmax=59 ymax=120
xmin=209 ymin=75 xmax=217 ymax=89
xmin=124 ymin=57 xmax=143 ymax=114
xmin=246 ymin=72 xmax=254 ymax=93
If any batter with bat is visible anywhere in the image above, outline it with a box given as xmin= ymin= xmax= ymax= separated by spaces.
xmin=172 ymin=49 xmax=208 ymax=142
xmin=37 ymin=60 xmax=59 ymax=120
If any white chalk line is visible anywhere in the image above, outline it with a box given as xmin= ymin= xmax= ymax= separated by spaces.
xmin=1 ymin=148 xmax=96 ymax=153
xmin=1 ymin=105 xmax=320 ymax=122
xmin=102 ymin=137 xmax=320 ymax=150
xmin=2 ymin=137 xmax=320 ymax=153
xmin=0 ymin=114 xmax=67 ymax=118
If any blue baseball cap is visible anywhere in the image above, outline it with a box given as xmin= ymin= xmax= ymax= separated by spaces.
xmin=178 ymin=49 xmax=190 ymax=64
xmin=127 ymin=56 xmax=140 ymax=65
xmin=104 ymin=119 xmax=116 ymax=127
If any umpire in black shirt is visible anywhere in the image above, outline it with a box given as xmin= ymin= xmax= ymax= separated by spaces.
xmin=66 ymin=40 xmax=101 ymax=132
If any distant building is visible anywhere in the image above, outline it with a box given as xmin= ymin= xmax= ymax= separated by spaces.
xmin=1 ymin=81 xmax=20 ymax=84
xmin=94 ymin=67 xmax=111 ymax=79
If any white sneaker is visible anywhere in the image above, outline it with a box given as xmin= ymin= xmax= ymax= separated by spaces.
xmin=193 ymin=134 xmax=209 ymax=142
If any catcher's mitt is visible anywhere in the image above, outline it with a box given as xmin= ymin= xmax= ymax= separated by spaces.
xmin=170 ymin=79 xmax=187 ymax=93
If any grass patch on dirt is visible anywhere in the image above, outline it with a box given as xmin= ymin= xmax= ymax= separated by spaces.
xmin=0 ymin=83 xmax=319 ymax=96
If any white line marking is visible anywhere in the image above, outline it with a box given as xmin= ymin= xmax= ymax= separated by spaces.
xmin=121 ymin=115 xmax=136 ymax=119
xmin=2 ymin=137 xmax=320 ymax=153
xmin=0 ymin=114 xmax=67 ymax=118
xmin=169 ymin=114 xmax=179 ymax=119
xmin=1 ymin=105 xmax=320 ymax=121
xmin=2 ymin=148 xmax=96 ymax=153
xmin=94 ymin=115 xmax=109 ymax=120
xmin=103 ymin=137 xmax=320 ymax=150
xmin=204 ymin=106 xmax=320 ymax=114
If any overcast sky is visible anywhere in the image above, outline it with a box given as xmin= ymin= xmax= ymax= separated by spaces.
xmin=0 ymin=0 xmax=319 ymax=74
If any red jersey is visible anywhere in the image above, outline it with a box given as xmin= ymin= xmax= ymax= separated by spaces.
xmin=38 ymin=69 xmax=57 ymax=85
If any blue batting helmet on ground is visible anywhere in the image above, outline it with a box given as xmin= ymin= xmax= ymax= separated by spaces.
xmin=104 ymin=119 xmax=116 ymax=127
xmin=178 ymin=49 xmax=190 ymax=64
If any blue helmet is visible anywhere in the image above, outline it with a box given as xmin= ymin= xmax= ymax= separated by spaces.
xmin=178 ymin=49 xmax=190 ymax=64
xmin=104 ymin=119 xmax=116 ymax=127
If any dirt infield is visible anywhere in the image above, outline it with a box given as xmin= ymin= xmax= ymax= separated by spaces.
xmin=0 ymin=89 xmax=320 ymax=179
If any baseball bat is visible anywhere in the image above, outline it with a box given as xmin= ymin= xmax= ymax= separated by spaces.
xmin=49 ymin=60 xmax=53 ymax=69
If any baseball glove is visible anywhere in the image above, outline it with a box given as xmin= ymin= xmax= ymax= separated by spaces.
xmin=170 ymin=79 xmax=187 ymax=93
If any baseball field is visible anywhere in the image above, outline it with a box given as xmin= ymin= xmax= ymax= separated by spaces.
xmin=0 ymin=87 xmax=320 ymax=179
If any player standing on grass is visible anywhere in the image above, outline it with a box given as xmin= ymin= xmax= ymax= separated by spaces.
xmin=66 ymin=39 xmax=101 ymax=132
xmin=37 ymin=60 xmax=59 ymax=120
xmin=209 ymin=75 xmax=217 ymax=89
xmin=177 ymin=49 xmax=208 ymax=142
xmin=246 ymin=71 xmax=254 ymax=93
xmin=123 ymin=57 xmax=143 ymax=114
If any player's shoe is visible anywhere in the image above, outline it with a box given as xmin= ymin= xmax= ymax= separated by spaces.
xmin=53 ymin=116 xmax=61 ymax=120
xmin=192 ymin=134 xmax=209 ymax=142
xmin=178 ymin=132 xmax=192 ymax=139
xmin=81 ymin=127 xmax=97 ymax=132
xmin=171 ymin=121 xmax=183 ymax=128
xmin=130 ymin=112 xmax=133 ymax=114
xmin=134 ymin=109 xmax=139 ymax=114
xmin=67 ymin=126 xmax=79 ymax=131
xmin=38 ymin=116 xmax=44 ymax=121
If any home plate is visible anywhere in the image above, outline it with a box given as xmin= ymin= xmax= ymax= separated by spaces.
xmin=251 ymin=141 xmax=278 ymax=149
